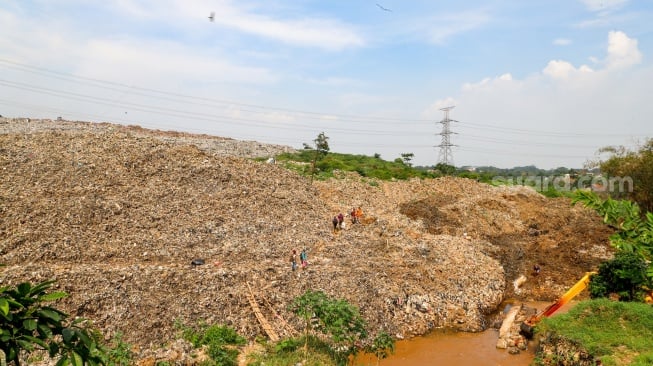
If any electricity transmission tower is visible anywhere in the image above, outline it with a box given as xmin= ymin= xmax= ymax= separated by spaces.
xmin=435 ymin=106 xmax=457 ymax=166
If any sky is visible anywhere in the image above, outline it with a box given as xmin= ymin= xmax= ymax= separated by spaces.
xmin=1 ymin=0 xmax=652 ymax=169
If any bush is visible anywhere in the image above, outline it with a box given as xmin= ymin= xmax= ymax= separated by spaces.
xmin=0 ymin=279 xmax=107 ymax=366
xmin=289 ymin=290 xmax=367 ymax=365
xmin=274 ymin=338 xmax=302 ymax=353
xmin=106 ymin=332 xmax=133 ymax=366
xmin=589 ymin=252 xmax=650 ymax=301
xmin=177 ymin=322 xmax=245 ymax=366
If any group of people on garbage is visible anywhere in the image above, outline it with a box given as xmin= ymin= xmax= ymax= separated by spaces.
xmin=331 ymin=207 xmax=363 ymax=232
xmin=291 ymin=206 xmax=365 ymax=271
xmin=290 ymin=248 xmax=308 ymax=271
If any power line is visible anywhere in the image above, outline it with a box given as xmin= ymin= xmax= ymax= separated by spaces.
xmin=2 ymin=59 xmax=650 ymax=167
xmin=3 ymin=58 xmax=650 ymax=139
xmin=0 ymin=80 xmax=428 ymax=136
xmin=0 ymin=58 xmax=431 ymax=125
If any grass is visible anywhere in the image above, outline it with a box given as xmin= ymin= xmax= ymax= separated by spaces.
xmin=106 ymin=332 xmax=134 ymax=366
xmin=245 ymin=335 xmax=338 ymax=366
xmin=175 ymin=321 xmax=246 ymax=366
xmin=535 ymin=298 xmax=653 ymax=365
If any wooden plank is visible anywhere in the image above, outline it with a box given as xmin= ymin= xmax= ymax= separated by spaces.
xmin=246 ymin=282 xmax=279 ymax=342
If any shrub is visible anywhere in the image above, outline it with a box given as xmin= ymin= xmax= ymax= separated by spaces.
xmin=589 ymin=251 xmax=650 ymax=301
xmin=0 ymin=279 xmax=107 ymax=366
xmin=106 ymin=332 xmax=133 ymax=366
xmin=177 ymin=322 xmax=245 ymax=366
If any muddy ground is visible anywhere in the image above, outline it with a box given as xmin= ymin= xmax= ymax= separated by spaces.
xmin=0 ymin=118 xmax=614 ymax=360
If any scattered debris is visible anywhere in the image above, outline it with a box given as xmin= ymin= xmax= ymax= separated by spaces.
xmin=191 ymin=259 xmax=205 ymax=266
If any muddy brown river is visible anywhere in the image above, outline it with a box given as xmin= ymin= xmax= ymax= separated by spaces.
xmin=356 ymin=329 xmax=534 ymax=366
xmin=355 ymin=301 xmax=575 ymax=365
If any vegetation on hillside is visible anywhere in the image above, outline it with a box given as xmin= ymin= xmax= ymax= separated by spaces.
xmin=274 ymin=133 xmax=587 ymax=199
xmin=588 ymin=138 xmax=653 ymax=212
xmin=275 ymin=149 xmax=438 ymax=181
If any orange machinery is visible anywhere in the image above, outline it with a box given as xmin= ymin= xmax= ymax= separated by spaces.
xmin=520 ymin=272 xmax=596 ymax=338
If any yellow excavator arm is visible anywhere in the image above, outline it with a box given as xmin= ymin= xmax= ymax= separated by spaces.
xmin=521 ymin=272 xmax=596 ymax=337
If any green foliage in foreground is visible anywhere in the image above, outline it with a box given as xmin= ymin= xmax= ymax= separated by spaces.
xmin=535 ymin=299 xmax=653 ymax=366
xmin=572 ymin=190 xmax=653 ymax=286
xmin=276 ymin=150 xmax=437 ymax=181
xmin=593 ymin=138 xmax=653 ymax=212
xmin=105 ymin=332 xmax=134 ymax=366
xmin=589 ymin=251 xmax=651 ymax=302
xmin=0 ymin=279 xmax=107 ymax=366
xmin=246 ymin=335 xmax=336 ymax=366
xmin=290 ymin=290 xmax=368 ymax=365
xmin=176 ymin=321 xmax=246 ymax=366
xmin=366 ymin=332 xmax=395 ymax=365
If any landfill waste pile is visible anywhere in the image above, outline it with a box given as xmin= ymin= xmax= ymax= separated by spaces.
xmin=0 ymin=118 xmax=614 ymax=362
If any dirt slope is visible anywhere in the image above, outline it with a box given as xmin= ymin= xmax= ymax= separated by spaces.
xmin=0 ymin=118 xmax=613 ymax=358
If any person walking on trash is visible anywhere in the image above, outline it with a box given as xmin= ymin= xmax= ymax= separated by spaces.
xmin=291 ymin=249 xmax=298 ymax=271
xmin=300 ymin=248 xmax=308 ymax=269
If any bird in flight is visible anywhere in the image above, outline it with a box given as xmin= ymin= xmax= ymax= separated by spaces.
xmin=208 ymin=11 xmax=215 ymax=22
xmin=376 ymin=3 xmax=392 ymax=12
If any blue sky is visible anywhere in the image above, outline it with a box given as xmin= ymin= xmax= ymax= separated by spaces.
xmin=1 ymin=0 xmax=652 ymax=168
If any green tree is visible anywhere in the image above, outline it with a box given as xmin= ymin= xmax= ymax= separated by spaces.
xmin=588 ymin=251 xmax=650 ymax=301
xmin=572 ymin=190 xmax=653 ymax=296
xmin=290 ymin=290 xmax=367 ymax=365
xmin=313 ymin=132 xmax=330 ymax=157
xmin=366 ymin=332 xmax=395 ymax=366
xmin=434 ymin=163 xmax=456 ymax=175
xmin=400 ymin=153 xmax=414 ymax=167
xmin=306 ymin=132 xmax=330 ymax=182
xmin=590 ymin=138 xmax=653 ymax=212
xmin=0 ymin=280 xmax=106 ymax=366
xmin=572 ymin=190 xmax=653 ymax=258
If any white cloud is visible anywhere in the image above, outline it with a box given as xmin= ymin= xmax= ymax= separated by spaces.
xmin=76 ymin=39 xmax=278 ymax=87
xmin=498 ymin=73 xmax=513 ymax=81
xmin=553 ymin=38 xmax=572 ymax=46
xmin=402 ymin=10 xmax=491 ymax=45
xmin=336 ymin=93 xmax=397 ymax=108
xmin=541 ymin=31 xmax=639 ymax=80
xmin=580 ymin=0 xmax=628 ymax=12
xmin=426 ymin=29 xmax=650 ymax=168
xmin=107 ymin=0 xmax=365 ymax=51
xmin=192 ymin=1 xmax=366 ymax=50
xmin=542 ymin=60 xmax=594 ymax=80
xmin=462 ymin=73 xmax=514 ymax=91
xmin=303 ymin=77 xmax=360 ymax=87
xmin=421 ymin=97 xmax=458 ymax=120
xmin=221 ymin=16 xmax=364 ymax=51
xmin=606 ymin=30 xmax=642 ymax=69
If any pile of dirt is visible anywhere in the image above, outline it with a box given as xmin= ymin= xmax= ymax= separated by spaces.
xmin=314 ymin=174 xmax=613 ymax=301
xmin=0 ymin=118 xmax=614 ymax=360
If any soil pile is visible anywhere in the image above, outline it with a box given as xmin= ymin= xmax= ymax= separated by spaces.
xmin=0 ymin=118 xmax=613 ymax=359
